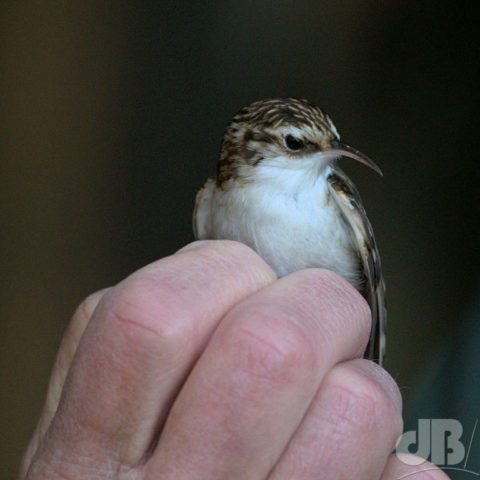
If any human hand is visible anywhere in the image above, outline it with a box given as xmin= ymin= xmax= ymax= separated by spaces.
xmin=20 ymin=241 xmax=448 ymax=479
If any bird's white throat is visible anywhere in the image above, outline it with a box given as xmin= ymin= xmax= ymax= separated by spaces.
xmin=246 ymin=152 xmax=338 ymax=195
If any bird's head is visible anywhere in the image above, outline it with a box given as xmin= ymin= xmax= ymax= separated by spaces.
xmin=216 ymin=98 xmax=381 ymax=187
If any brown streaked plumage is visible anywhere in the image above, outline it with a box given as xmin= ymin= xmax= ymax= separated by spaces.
xmin=194 ymin=97 xmax=386 ymax=365
xmin=217 ymin=98 xmax=338 ymax=186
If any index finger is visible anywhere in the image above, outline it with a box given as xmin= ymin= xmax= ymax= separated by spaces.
xmin=27 ymin=240 xmax=275 ymax=478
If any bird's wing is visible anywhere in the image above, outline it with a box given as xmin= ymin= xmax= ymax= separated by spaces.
xmin=327 ymin=168 xmax=386 ymax=366
xmin=193 ymin=178 xmax=215 ymax=239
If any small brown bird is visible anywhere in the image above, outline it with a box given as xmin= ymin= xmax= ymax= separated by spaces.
xmin=193 ymin=98 xmax=385 ymax=365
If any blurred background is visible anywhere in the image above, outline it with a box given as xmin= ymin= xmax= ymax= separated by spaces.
xmin=1 ymin=1 xmax=478 ymax=477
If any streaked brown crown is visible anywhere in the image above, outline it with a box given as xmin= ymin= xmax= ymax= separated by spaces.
xmin=216 ymin=98 xmax=338 ymax=186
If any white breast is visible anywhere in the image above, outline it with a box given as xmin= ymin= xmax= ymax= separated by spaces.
xmin=195 ymin=166 xmax=362 ymax=288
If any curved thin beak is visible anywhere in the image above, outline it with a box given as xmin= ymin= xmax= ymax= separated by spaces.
xmin=326 ymin=139 xmax=383 ymax=176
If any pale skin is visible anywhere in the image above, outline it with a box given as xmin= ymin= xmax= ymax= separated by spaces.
xmin=20 ymin=241 xmax=449 ymax=480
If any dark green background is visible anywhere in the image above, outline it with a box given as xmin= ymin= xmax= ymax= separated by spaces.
xmin=1 ymin=2 xmax=478 ymax=478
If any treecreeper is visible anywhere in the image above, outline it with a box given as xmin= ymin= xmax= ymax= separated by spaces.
xmin=193 ymin=98 xmax=386 ymax=365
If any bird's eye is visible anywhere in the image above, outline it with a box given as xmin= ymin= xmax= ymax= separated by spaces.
xmin=285 ymin=134 xmax=304 ymax=151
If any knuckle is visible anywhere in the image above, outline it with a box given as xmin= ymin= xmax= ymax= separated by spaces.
xmin=231 ymin=315 xmax=316 ymax=385
xmin=325 ymin=366 xmax=403 ymax=441
xmin=351 ymin=359 xmax=402 ymax=412
xmin=349 ymin=366 xmax=402 ymax=429
xmin=106 ymin=274 xmax=190 ymax=352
